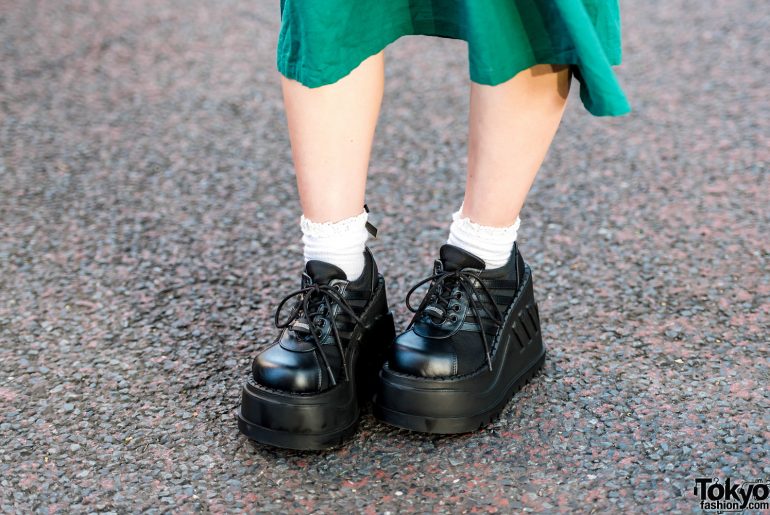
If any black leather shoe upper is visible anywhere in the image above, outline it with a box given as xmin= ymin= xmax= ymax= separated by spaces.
xmin=252 ymin=248 xmax=380 ymax=394
xmin=389 ymin=242 xmax=526 ymax=378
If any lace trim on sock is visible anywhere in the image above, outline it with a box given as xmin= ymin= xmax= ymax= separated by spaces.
xmin=451 ymin=206 xmax=521 ymax=239
xmin=300 ymin=209 xmax=368 ymax=238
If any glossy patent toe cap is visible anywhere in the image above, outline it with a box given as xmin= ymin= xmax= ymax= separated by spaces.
xmin=252 ymin=344 xmax=321 ymax=394
xmin=388 ymin=330 xmax=457 ymax=378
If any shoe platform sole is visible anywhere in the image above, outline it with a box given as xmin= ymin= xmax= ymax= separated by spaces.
xmin=373 ymin=349 xmax=545 ymax=434
xmin=237 ymin=311 xmax=395 ymax=451
xmin=236 ymin=409 xmax=360 ymax=451
xmin=373 ymin=265 xmax=545 ymax=434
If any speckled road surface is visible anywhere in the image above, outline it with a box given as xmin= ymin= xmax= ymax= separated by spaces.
xmin=1 ymin=0 xmax=768 ymax=512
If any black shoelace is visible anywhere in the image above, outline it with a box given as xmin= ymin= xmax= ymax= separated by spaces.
xmin=404 ymin=267 xmax=505 ymax=371
xmin=274 ymin=283 xmax=367 ymax=386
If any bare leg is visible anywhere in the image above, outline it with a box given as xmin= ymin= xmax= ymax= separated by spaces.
xmin=462 ymin=64 xmax=572 ymax=226
xmin=280 ymin=51 xmax=385 ymax=223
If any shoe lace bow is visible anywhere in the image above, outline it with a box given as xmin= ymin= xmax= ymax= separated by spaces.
xmin=274 ymin=281 xmax=367 ymax=386
xmin=404 ymin=264 xmax=505 ymax=371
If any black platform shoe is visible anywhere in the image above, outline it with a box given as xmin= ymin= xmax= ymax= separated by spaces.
xmin=237 ymin=246 xmax=395 ymax=450
xmin=373 ymin=242 xmax=545 ymax=434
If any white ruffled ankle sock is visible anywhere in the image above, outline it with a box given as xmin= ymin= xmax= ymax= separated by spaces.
xmin=300 ymin=209 xmax=369 ymax=281
xmin=446 ymin=202 xmax=521 ymax=270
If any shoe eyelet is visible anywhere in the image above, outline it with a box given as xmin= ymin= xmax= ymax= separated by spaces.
xmin=452 ymin=304 xmax=460 ymax=312
xmin=454 ymin=292 xmax=462 ymax=300
xmin=332 ymin=284 xmax=342 ymax=292
xmin=450 ymin=314 xmax=458 ymax=323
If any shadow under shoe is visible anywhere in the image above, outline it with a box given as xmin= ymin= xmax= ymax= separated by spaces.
xmin=237 ymin=247 xmax=395 ymax=450
xmin=373 ymin=241 xmax=545 ymax=434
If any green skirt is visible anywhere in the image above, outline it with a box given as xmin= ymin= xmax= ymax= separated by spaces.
xmin=277 ymin=0 xmax=630 ymax=116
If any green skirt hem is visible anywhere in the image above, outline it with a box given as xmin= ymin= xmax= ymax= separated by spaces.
xmin=276 ymin=1 xmax=631 ymax=117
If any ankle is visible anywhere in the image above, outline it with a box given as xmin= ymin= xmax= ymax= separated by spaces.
xmin=300 ymin=209 xmax=369 ymax=280
xmin=446 ymin=203 xmax=520 ymax=270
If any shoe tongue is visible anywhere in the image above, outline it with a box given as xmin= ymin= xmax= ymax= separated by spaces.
xmin=304 ymin=260 xmax=347 ymax=285
xmin=439 ymin=244 xmax=486 ymax=272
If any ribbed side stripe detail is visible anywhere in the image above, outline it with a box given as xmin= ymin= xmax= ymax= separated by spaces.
xmin=509 ymin=302 xmax=539 ymax=349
